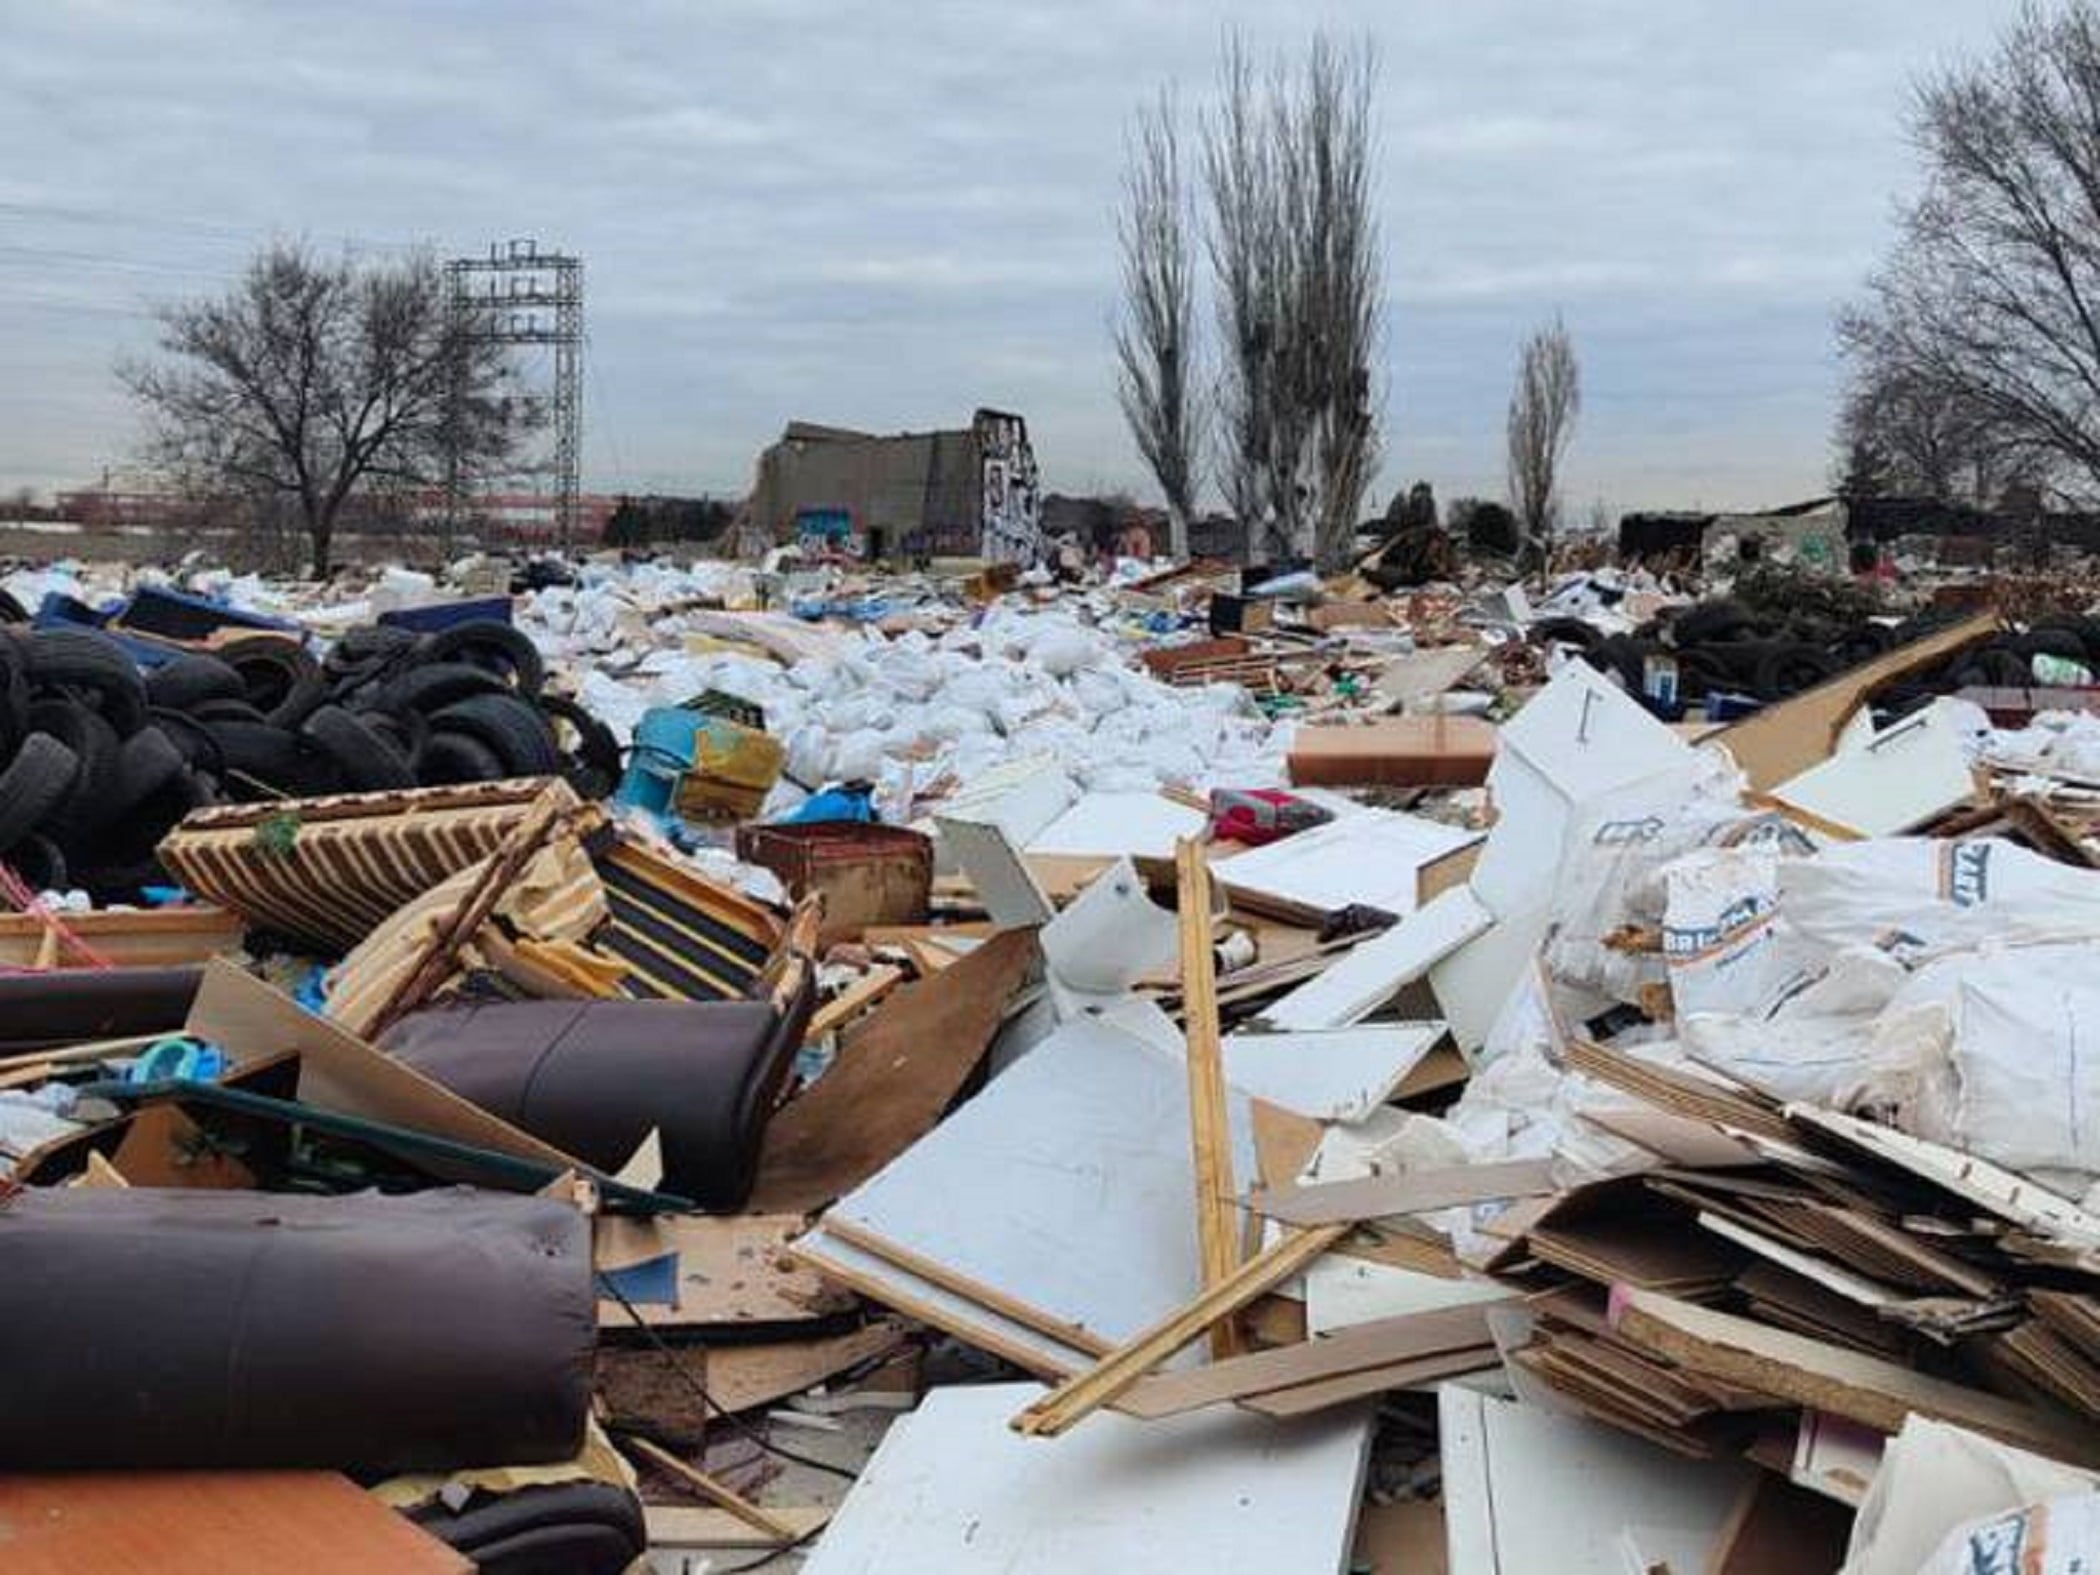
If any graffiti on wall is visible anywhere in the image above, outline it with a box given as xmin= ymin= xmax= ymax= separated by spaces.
xmin=975 ymin=408 xmax=1042 ymax=564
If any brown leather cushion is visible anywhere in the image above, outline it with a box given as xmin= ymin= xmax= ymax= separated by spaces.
xmin=0 ymin=1187 xmax=592 ymax=1472
xmin=381 ymin=982 xmax=812 ymax=1211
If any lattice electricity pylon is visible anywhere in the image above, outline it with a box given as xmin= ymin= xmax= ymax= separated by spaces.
xmin=444 ymin=239 xmax=584 ymax=546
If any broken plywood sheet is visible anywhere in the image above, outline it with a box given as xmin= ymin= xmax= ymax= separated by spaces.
xmin=1262 ymin=884 xmax=1492 ymax=1033
xmin=595 ymin=1214 xmax=854 ymax=1328
xmin=1213 ymin=1022 xmax=1448 ymax=1124
xmin=749 ymin=927 xmax=1039 ymax=1213
xmin=1767 ymin=698 xmax=1977 ymax=837
xmin=801 ymin=1381 xmax=1371 ymax=1575
xmin=1214 ymin=812 xmax=1479 ymax=919
xmin=819 ymin=1018 xmax=1258 ymax=1352
xmin=1612 ymin=1287 xmax=2099 ymax=1464
xmin=1438 ymin=1387 xmax=1751 ymax=1575
xmin=1370 ymin=645 xmax=1491 ymax=708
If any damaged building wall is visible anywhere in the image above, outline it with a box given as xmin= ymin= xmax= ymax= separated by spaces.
xmin=746 ymin=408 xmax=1042 ymax=563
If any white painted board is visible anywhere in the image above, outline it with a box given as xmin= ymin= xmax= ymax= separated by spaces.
xmin=1428 ymin=901 xmax=1551 ymax=1056
xmin=802 ymin=1382 xmax=1372 ymax=1575
xmin=1770 ymin=697 xmax=1976 ymax=836
xmin=1304 ymin=1256 xmax=1510 ymax=1336
xmin=826 ymin=1019 xmax=1259 ymax=1348
xmin=1439 ymin=1387 xmax=1750 ymax=1575
xmin=1027 ymin=791 xmax=1206 ymax=858
xmin=1262 ymin=884 xmax=1494 ymax=1032
xmin=1471 ymin=665 xmax=1691 ymax=918
xmin=1215 ymin=811 xmax=1479 ymax=917
xmin=1214 ymin=1022 xmax=1447 ymax=1123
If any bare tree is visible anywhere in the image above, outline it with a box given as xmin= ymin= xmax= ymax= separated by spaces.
xmin=1839 ymin=2 xmax=2100 ymax=504
xmin=1834 ymin=344 xmax=2007 ymax=504
xmin=1506 ymin=314 xmax=1581 ymax=562
xmin=122 ymin=242 xmax=532 ymax=576
xmin=1205 ymin=36 xmax=1289 ymax=558
xmin=1115 ymin=90 xmax=1200 ymax=559
xmin=1286 ymin=35 xmax=1382 ymax=571
xmin=1200 ymin=32 xmax=1382 ymax=569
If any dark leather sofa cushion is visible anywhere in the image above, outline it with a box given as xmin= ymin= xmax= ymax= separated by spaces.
xmin=381 ymin=980 xmax=812 ymax=1212
xmin=0 ymin=1186 xmax=593 ymax=1472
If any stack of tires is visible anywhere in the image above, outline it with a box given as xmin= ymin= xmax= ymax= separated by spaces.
xmin=0 ymin=619 xmax=621 ymax=899
xmin=1528 ymin=597 xmax=1959 ymax=708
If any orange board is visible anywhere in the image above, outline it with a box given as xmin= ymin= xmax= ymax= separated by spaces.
xmin=0 ymin=1470 xmax=471 ymax=1574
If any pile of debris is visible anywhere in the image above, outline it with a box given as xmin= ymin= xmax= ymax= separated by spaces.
xmin=3 ymin=546 xmax=2100 ymax=1573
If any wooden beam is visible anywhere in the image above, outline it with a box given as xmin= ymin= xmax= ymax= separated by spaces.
xmin=369 ymin=787 xmax=568 ymax=1034
xmin=620 ymin=1435 xmax=803 ymax=1543
xmin=1115 ymin=1300 xmax=1507 ymax=1419
xmin=1176 ymin=837 xmax=1242 ymax=1360
xmin=805 ymin=964 xmax=905 ymax=1041
xmin=1247 ymin=1159 xmax=1559 ymax=1228
xmin=1009 ymin=1221 xmax=1348 ymax=1437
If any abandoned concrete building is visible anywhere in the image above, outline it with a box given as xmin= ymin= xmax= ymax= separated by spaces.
xmin=745 ymin=408 xmax=1041 ymax=562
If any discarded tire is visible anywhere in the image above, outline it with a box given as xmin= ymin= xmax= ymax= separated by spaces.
xmin=0 ymin=733 xmax=83 ymax=853
xmin=0 ymin=613 xmax=612 ymax=898
xmin=431 ymin=693 xmax=562 ymax=777
xmin=217 ymin=636 xmax=326 ymax=728
xmin=422 ymin=619 xmax=546 ymax=696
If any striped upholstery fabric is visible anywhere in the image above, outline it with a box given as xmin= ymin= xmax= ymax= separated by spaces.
xmin=160 ymin=779 xmax=581 ymax=953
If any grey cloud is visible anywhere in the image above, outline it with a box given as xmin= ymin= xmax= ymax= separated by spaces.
xmin=0 ymin=0 xmax=2019 ymax=515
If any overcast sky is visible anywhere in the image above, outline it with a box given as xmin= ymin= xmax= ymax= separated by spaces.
xmin=0 ymin=0 xmax=2018 ymax=515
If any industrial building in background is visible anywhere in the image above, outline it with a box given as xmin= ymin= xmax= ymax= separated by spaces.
xmin=745 ymin=408 xmax=1041 ymax=562
xmin=444 ymin=239 xmax=584 ymax=546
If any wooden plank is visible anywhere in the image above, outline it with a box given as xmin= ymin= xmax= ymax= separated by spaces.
xmin=1249 ymin=1158 xmax=1557 ymax=1227
xmin=1009 ymin=1222 xmax=1348 ymax=1437
xmin=748 ymin=928 xmax=1038 ymax=1213
xmin=622 ymin=1435 xmax=801 ymax=1542
xmin=805 ymin=965 xmax=905 ymax=1041
xmin=1613 ymin=1287 xmax=2100 ymax=1464
xmin=1176 ymin=838 xmax=1243 ymax=1359
xmin=791 ymin=1228 xmax=1091 ymax=1378
xmin=0 ymin=1470 xmax=471 ymax=1574
xmin=1243 ymin=1345 xmax=1499 ymax=1418
xmin=821 ymin=1216 xmax=1116 ymax=1357
xmin=1114 ymin=1301 xmax=1507 ymax=1419
xmin=645 ymin=1504 xmax=831 ymax=1548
